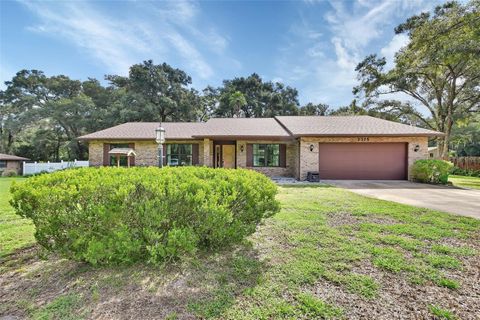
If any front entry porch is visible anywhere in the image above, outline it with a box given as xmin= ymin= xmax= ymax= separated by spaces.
xmin=213 ymin=140 xmax=236 ymax=168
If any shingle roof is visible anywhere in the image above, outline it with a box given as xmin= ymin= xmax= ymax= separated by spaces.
xmin=0 ymin=153 xmax=30 ymax=161
xmin=108 ymin=148 xmax=137 ymax=156
xmin=78 ymin=122 xmax=206 ymax=140
xmin=192 ymin=118 xmax=291 ymax=139
xmin=78 ymin=116 xmax=443 ymax=141
xmin=275 ymin=116 xmax=443 ymax=137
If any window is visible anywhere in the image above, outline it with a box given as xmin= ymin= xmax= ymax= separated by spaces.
xmin=253 ymin=144 xmax=280 ymax=167
xmin=109 ymin=143 xmax=130 ymax=166
xmin=167 ymin=144 xmax=192 ymax=166
xmin=0 ymin=160 xmax=6 ymax=169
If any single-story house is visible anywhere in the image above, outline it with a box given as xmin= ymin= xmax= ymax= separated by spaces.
xmin=78 ymin=116 xmax=443 ymax=181
xmin=0 ymin=153 xmax=30 ymax=175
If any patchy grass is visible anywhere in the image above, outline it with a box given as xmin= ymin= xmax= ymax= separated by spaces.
xmin=449 ymin=174 xmax=480 ymax=189
xmin=32 ymin=293 xmax=83 ymax=320
xmin=296 ymin=292 xmax=343 ymax=319
xmin=429 ymin=304 xmax=457 ymax=320
xmin=1 ymin=184 xmax=479 ymax=319
xmin=0 ymin=177 xmax=34 ymax=258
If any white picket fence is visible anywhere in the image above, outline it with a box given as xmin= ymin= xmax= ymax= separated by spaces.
xmin=23 ymin=160 xmax=89 ymax=176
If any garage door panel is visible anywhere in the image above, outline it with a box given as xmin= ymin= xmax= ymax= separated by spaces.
xmin=318 ymin=143 xmax=407 ymax=180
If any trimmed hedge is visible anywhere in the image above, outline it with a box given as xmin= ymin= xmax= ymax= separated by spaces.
xmin=411 ymin=159 xmax=453 ymax=185
xmin=10 ymin=167 xmax=280 ymax=265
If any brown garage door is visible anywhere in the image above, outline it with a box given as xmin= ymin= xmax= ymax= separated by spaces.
xmin=318 ymin=143 xmax=407 ymax=180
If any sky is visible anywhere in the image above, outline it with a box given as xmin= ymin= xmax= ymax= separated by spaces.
xmin=0 ymin=0 xmax=443 ymax=108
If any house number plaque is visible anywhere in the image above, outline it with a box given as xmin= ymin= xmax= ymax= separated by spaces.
xmin=357 ymin=137 xmax=370 ymax=142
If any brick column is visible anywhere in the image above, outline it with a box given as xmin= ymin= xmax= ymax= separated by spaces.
xmin=203 ymin=138 xmax=211 ymax=167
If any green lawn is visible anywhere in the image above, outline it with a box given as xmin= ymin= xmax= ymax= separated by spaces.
xmin=1 ymin=182 xmax=479 ymax=319
xmin=0 ymin=177 xmax=35 ymax=257
xmin=449 ymin=174 xmax=480 ymax=189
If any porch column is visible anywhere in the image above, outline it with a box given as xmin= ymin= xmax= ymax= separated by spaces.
xmin=203 ymin=138 xmax=211 ymax=167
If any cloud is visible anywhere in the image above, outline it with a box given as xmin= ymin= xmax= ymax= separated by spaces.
xmin=20 ymin=0 xmax=230 ymax=79
xmin=165 ymin=32 xmax=213 ymax=78
xmin=22 ymin=1 xmax=146 ymax=74
xmin=380 ymin=34 xmax=409 ymax=69
xmin=273 ymin=0 xmax=438 ymax=107
xmin=331 ymin=37 xmax=357 ymax=70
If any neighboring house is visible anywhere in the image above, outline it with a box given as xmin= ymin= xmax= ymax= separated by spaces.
xmin=78 ymin=116 xmax=442 ymax=181
xmin=428 ymin=146 xmax=440 ymax=159
xmin=0 ymin=153 xmax=29 ymax=175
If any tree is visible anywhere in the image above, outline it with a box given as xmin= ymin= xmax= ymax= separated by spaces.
xmin=299 ymin=103 xmax=330 ymax=116
xmin=106 ymin=60 xmax=198 ymax=122
xmin=354 ymin=1 xmax=480 ymax=158
xmin=42 ymin=94 xmax=95 ymax=159
xmin=0 ymin=70 xmax=98 ymax=160
xmin=214 ymin=74 xmax=300 ymax=117
xmin=450 ymin=113 xmax=480 ymax=156
xmin=197 ymin=86 xmax=219 ymax=121
xmin=14 ymin=124 xmax=65 ymax=161
xmin=227 ymin=91 xmax=247 ymax=117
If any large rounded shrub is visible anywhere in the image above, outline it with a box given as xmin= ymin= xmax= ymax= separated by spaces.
xmin=10 ymin=167 xmax=280 ymax=265
xmin=411 ymin=159 xmax=453 ymax=184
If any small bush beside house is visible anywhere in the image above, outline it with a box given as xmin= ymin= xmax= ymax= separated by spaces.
xmin=411 ymin=159 xmax=453 ymax=185
xmin=10 ymin=167 xmax=280 ymax=265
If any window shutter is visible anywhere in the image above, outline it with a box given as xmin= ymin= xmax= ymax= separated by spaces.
xmin=279 ymin=144 xmax=287 ymax=168
xmin=103 ymin=143 xmax=110 ymax=166
xmin=192 ymin=144 xmax=199 ymax=165
xmin=246 ymin=144 xmax=253 ymax=167
xmin=128 ymin=143 xmax=135 ymax=166
xmin=163 ymin=144 xmax=167 ymax=166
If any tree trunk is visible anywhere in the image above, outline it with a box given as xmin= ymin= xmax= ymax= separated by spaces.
xmin=441 ymin=118 xmax=453 ymax=159
xmin=7 ymin=132 xmax=14 ymax=154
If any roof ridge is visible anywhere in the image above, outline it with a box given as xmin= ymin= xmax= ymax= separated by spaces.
xmin=207 ymin=117 xmax=276 ymax=120
xmin=124 ymin=121 xmax=205 ymax=124
xmin=273 ymin=116 xmax=294 ymax=136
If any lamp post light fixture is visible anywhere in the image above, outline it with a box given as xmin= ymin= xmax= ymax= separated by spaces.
xmin=155 ymin=125 xmax=166 ymax=167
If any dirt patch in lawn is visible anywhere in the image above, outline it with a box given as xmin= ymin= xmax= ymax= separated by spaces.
xmin=311 ymin=254 xmax=480 ymax=320
xmin=327 ymin=212 xmax=401 ymax=228
xmin=313 ymin=212 xmax=480 ymax=319
xmin=326 ymin=212 xmax=361 ymax=227
xmin=0 ymin=244 xmax=264 ymax=320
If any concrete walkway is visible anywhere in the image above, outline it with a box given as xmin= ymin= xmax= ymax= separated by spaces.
xmin=324 ymin=180 xmax=480 ymax=219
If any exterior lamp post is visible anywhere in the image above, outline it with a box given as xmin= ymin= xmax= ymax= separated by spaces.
xmin=155 ymin=125 xmax=166 ymax=168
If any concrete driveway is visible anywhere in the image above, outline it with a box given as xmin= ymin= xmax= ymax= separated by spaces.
xmin=324 ymin=180 xmax=480 ymax=219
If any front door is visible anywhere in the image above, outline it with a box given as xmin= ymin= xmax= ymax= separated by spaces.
xmin=222 ymin=145 xmax=235 ymax=168
xmin=214 ymin=141 xmax=236 ymax=168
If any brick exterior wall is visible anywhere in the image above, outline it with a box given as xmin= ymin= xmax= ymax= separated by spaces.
xmin=88 ymin=141 xmax=103 ymax=166
xmin=88 ymin=140 xmax=204 ymax=167
xmin=88 ymin=136 xmax=428 ymax=181
xmin=298 ymin=136 xmax=429 ymax=181
xmin=0 ymin=160 xmax=22 ymax=175
xmin=203 ymin=138 xmax=211 ymax=166
xmin=235 ymin=140 xmax=297 ymax=177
